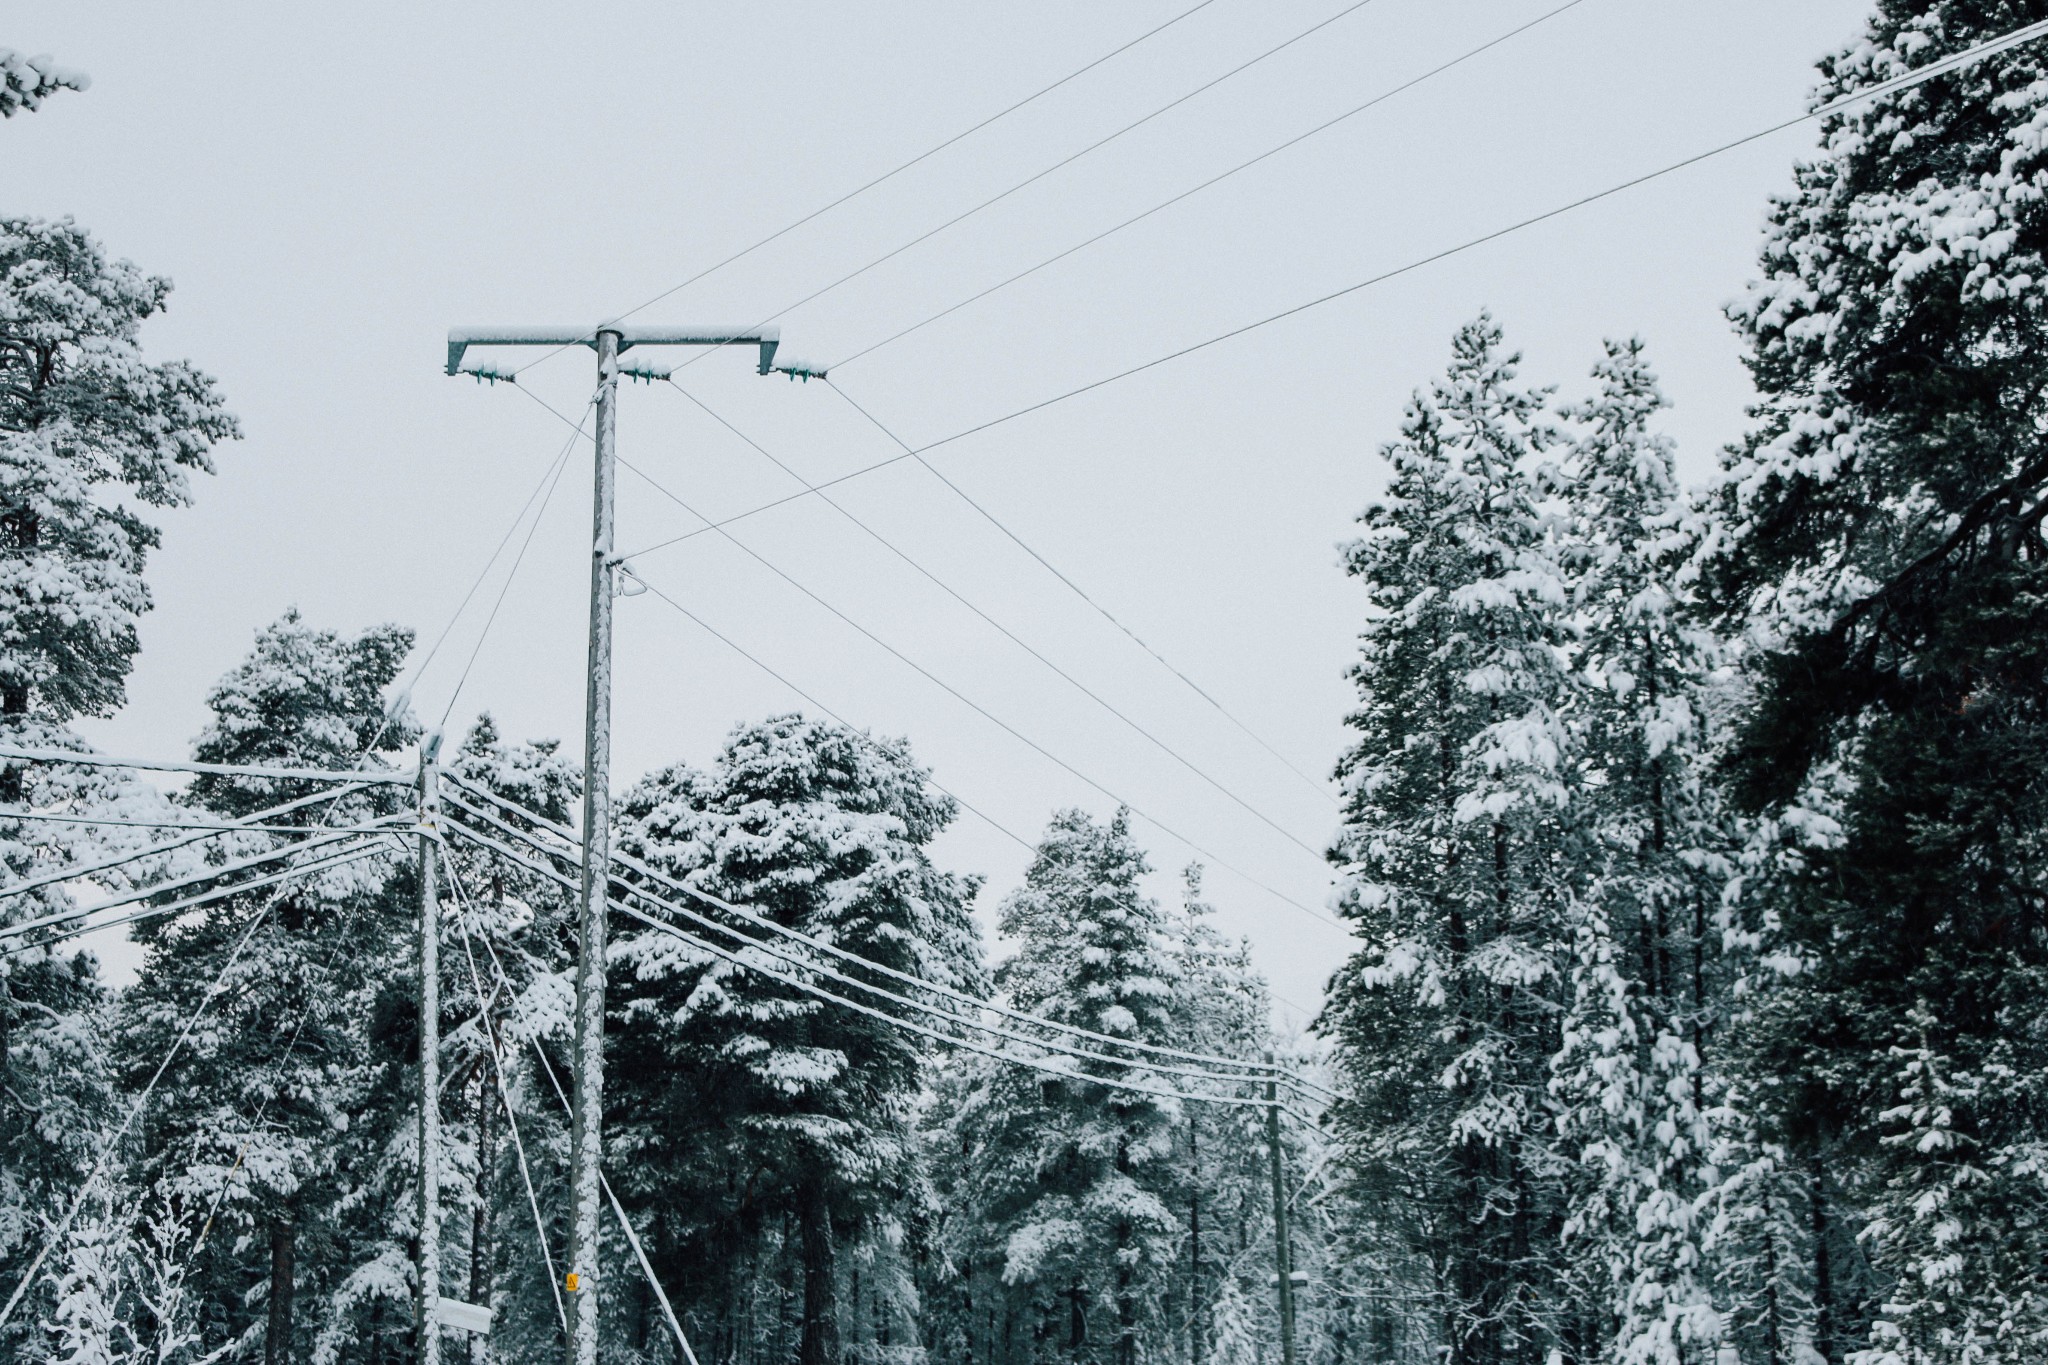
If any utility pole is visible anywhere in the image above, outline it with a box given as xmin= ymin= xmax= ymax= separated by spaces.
xmin=1266 ymin=1053 xmax=1297 ymax=1365
xmin=444 ymin=324 xmax=819 ymax=1365
xmin=417 ymin=731 xmax=444 ymax=1365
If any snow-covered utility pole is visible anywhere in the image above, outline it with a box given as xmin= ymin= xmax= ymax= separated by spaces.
xmin=417 ymin=731 xmax=444 ymax=1365
xmin=1265 ymin=1053 xmax=1297 ymax=1365
xmin=444 ymin=325 xmax=822 ymax=1365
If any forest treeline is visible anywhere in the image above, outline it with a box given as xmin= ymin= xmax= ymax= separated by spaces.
xmin=5 ymin=2 xmax=2048 ymax=1363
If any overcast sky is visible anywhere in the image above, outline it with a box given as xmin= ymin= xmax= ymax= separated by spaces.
xmin=8 ymin=0 xmax=1869 ymax=1012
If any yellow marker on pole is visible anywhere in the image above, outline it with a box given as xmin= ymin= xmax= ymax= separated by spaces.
xmin=565 ymin=1273 xmax=580 ymax=1293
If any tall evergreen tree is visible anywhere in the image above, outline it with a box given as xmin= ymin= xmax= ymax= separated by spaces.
xmin=1324 ymin=315 xmax=1579 ymax=1365
xmin=934 ymin=810 xmax=1186 ymax=1365
xmin=1706 ymin=6 xmax=2048 ymax=1357
xmin=120 ymin=613 xmax=414 ymax=1365
xmin=0 ymin=215 xmax=234 ymax=1352
xmin=610 ymin=713 xmax=980 ymax=1365
xmin=1549 ymin=340 xmax=1729 ymax=1364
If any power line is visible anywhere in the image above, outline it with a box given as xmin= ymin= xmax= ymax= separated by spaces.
xmin=613 ymin=463 xmax=1342 ymax=930
xmin=443 ymin=776 xmax=1336 ymax=1101
xmin=829 ymin=0 xmax=1590 ymax=371
xmin=510 ymin=0 xmax=1230 ymax=377
xmin=824 ymin=377 xmax=1337 ymax=806
xmin=660 ymin=379 xmax=1328 ymax=854
xmin=611 ymin=16 xmax=2048 ymax=558
xmin=656 ymin=0 xmax=1387 ymax=386
xmin=437 ymin=397 xmax=592 ymax=730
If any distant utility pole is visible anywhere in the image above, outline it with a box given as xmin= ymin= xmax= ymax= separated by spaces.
xmin=416 ymin=732 xmax=444 ymax=1365
xmin=1266 ymin=1053 xmax=1298 ymax=1365
xmin=443 ymin=325 xmax=820 ymax=1365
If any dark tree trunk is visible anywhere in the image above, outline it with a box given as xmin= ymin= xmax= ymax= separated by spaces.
xmin=799 ymin=1175 xmax=840 ymax=1365
xmin=1810 ymin=1158 xmax=1836 ymax=1364
xmin=266 ymin=1219 xmax=296 ymax=1365
xmin=469 ymin=1066 xmax=493 ymax=1365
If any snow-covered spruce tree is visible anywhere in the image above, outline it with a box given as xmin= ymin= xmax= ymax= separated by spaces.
xmin=119 ymin=613 xmax=415 ymax=1365
xmin=0 ymin=51 xmax=87 ymax=118
xmin=932 ymin=809 xmax=1181 ymax=1365
xmin=0 ymin=215 xmax=234 ymax=1350
xmin=610 ymin=714 xmax=981 ymax=1365
xmin=1703 ymin=6 xmax=2048 ymax=1357
xmin=1548 ymin=339 xmax=1731 ymax=1363
xmin=1323 ymin=315 xmax=1580 ymax=1365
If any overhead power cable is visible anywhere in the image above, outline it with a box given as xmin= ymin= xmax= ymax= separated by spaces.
xmin=441 ymin=773 xmax=1340 ymax=1102
xmin=660 ymin=380 xmax=1328 ymax=852
xmin=829 ymin=0 xmax=1590 ymax=371
xmin=658 ymin=0 xmax=1387 ymax=386
xmin=0 ymin=781 xmax=385 ymax=905
xmin=442 ymin=788 xmax=1323 ymax=1101
xmin=510 ymin=0 xmax=1228 ymax=377
xmin=611 ymin=466 xmax=1339 ymax=930
xmin=614 ymin=16 xmax=2048 ymax=559
xmin=0 ymin=842 xmax=397 ymax=961
xmin=0 ymin=746 xmax=412 ymax=786
xmin=825 ymin=378 xmax=1336 ymax=806
xmin=445 ymin=815 xmax=1303 ymax=1114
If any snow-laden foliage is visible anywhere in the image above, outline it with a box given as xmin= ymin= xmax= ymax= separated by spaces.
xmin=0 ymin=51 xmax=87 ymax=119
xmin=1324 ymin=314 xmax=1581 ymax=1363
xmin=1548 ymin=340 xmax=1732 ymax=1365
xmin=1702 ymin=4 xmax=2048 ymax=1358
xmin=117 ymin=614 xmax=415 ymax=1365
xmin=610 ymin=713 xmax=980 ymax=1365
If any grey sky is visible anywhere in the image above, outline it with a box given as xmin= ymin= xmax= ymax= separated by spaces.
xmin=7 ymin=0 xmax=1868 ymax=1013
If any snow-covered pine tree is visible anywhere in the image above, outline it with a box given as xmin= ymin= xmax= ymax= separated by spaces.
xmin=1704 ymin=6 xmax=2048 ymax=1356
xmin=1323 ymin=315 xmax=1579 ymax=1365
xmin=933 ymin=809 xmax=1181 ymax=1365
xmin=119 ymin=613 xmax=415 ymax=1365
xmin=1549 ymin=339 xmax=1729 ymax=1363
xmin=610 ymin=714 xmax=981 ymax=1365
xmin=0 ymin=215 xmax=234 ymax=1352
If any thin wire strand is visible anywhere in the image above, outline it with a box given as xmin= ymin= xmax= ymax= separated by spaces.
xmin=441 ymin=793 xmax=1313 ymax=1098
xmin=658 ymin=0 xmax=1386 ymax=387
xmin=441 ymin=773 xmax=1342 ymax=1102
xmin=613 ymin=467 xmax=1341 ymax=930
xmin=830 ymin=0 xmax=1590 ymax=371
xmin=438 ymin=398 xmax=592 ymax=731
xmin=661 ymin=380 xmax=1326 ymax=854
xmin=508 ymin=0 xmax=1227 ymax=377
xmin=612 ymin=17 xmax=2048 ymax=560
xmin=827 ymin=378 xmax=1336 ymax=806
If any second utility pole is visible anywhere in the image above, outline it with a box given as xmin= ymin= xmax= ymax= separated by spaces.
xmin=1266 ymin=1054 xmax=1297 ymax=1365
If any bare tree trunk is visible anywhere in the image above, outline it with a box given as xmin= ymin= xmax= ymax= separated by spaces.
xmin=799 ymin=1175 xmax=840 ymax=1365
xmin=267 ymin=1219 xmax=295 ymax=1365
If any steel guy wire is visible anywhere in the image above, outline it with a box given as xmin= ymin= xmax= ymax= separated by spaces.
xmin=612 ymin=16 xmax=2048 ymax=567
xmin=828 ymin=0 xmax=1590 ymax=371
xmin=438 ymin=396 xmax=591 ymax=731
xmin=443 ymin=864 xmax=571 ymax=1336
xmin=659 ymin=379 xmax=1328 ymax=857
xmin=510 ymin=0 xmax=1229 ymax=378
xmin=822 ymin=376 xmax=1336 ymax=807
xmin=441 ymin=774 xmax=1341 ymax=1103
xmin=441 ymin=860 xmax=699 ymax=1365
xmin=656 ymin=0 xmax=1386 ymax=389
xmin=609 ymin=462 xmax=1343 ymax=931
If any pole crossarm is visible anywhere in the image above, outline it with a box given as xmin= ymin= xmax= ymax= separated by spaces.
xmin=446 ymin=324 xmax=824 ymax=381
